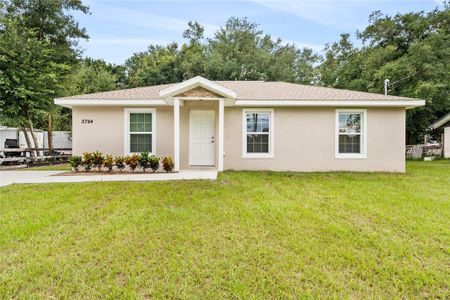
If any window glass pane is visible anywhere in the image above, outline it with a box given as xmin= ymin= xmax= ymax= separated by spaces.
xmin=247 ymin=134 xmax=269 ymax=153
xmin=246 ymin=113 xmax=270 ymax=132
xmin=339 ymin=134 xmax=361 ymax=153
xmin=339 ymin=113 xmax=361 ymax=133
xmin=130 ymin=133 xmax=152 ymax=152
xmin=130 ymin=113 xmax=152 ymax=133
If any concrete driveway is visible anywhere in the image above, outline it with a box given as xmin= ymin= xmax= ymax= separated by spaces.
xmin=0 ymin=170 xmax=218 ymax=187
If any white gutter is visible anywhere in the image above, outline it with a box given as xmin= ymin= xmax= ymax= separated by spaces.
xmin=234 ymin=99 xmax=426 ymax=109
xmin=54 ymin=99 xmax=168 ymax=107
xmin=54 ymin=98 xmax=426 ymax=109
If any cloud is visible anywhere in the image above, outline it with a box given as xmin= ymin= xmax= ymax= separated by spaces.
xmin=284 ymin=40 xmax=324 ymax=52
xmin=91 ymin=4 xmax=219 ymax=37
xmin=252 ymin=0 xmax=370 ymax=29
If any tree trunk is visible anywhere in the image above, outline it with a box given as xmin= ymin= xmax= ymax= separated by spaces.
xmin=27 ymin=117 xmax=41 ymax=156
xmin=20 ymin=126 xmax=35 ymax=157
xmin=47 ymin=113 xmax=53 ymax=156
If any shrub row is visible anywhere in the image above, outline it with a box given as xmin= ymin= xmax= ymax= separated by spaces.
xmin=68 ymin=151 xmax=174 ymax=173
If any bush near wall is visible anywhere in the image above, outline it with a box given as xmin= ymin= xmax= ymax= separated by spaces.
xmin=68 ymin=152 xmax=174 ymax=173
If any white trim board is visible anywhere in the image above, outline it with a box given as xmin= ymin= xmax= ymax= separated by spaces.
xmin=55 ymin=98 xmax=424 ymax=109
xmin=55 ymin=99 xmax=168 ymax=107
xmin=242 ymin=108 xmax=275 ymax=159
xmin=335 ymin=109 xmax=368 ymax=159
xmin=123 ymin=108 xmax=156 ymax=156
xmin=234 ymin=99 xmax=425 ymax=108
xmin=159 ymin=76 xmax=237 ymax=99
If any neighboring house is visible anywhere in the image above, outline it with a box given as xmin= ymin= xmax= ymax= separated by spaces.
xmin=430 ymin=113 xmax=450 ymax=158
xmin=54 ymin=76 xmax=425 ymax=172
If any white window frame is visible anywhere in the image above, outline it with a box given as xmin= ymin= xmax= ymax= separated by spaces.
xmin=242 ymin=108 xmax=274 ymax=159
xmin=124 ymin=108 xmax=156 ymax=155
xmin=335 ymin=109 xmax=367 ymax=159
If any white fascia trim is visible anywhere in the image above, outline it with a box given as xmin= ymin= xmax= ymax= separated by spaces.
xmin=159 ymin=76 xmax=237 ymax=99
xmin=335 ymin=109 xmax=368 ymax=159
xmin=242 ymin=108 xmax=275 ymax=159
xmin=235 ymin=99 xmax=425 ymax=108
xmin=54 ymin=99 xmax=168 ymax=107
xmin=123 ymin=108 xmax=156 ymax=156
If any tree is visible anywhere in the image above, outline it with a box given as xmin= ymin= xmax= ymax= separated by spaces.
xmin=125 ymin=43 xmax=182 ymax=87
xmin=65 ymin=58 xmax=121 ymax=95
xmin=0 ymin=0 xmax=89 ymax=152
xmin=124 ymin=17 xmax=320 ymax=87
xmin=317 ymin=5 xmax=450 ymax=143
xmin=179 ymin=21 xmax=207 ymax=79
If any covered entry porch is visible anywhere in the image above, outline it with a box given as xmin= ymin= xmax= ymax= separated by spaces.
xmin=160 ymin=76 xmax=237 ymax=172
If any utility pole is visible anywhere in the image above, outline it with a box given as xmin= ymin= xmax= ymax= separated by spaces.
xmin=384 ymin=79 xmax=390 ymax=95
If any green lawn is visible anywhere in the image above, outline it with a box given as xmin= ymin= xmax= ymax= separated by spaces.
xmin=0 ymin=161 xmax=449 ymax=298
xmin=18 ymin=163 xmax=71 ymax=171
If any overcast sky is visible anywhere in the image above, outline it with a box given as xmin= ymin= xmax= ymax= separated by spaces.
xmin=76 ymin=0 xmax=443 ymax=64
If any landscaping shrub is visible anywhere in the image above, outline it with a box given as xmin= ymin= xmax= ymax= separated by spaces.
xmin=138 ymin=152 xmax=151 ymax=173
xmin=82 ymin=152 xmax=93 ymax=171
xmin=149 ymin=155 xmax=160 ymax=172
xmin=103 ymin=155 xmax=114 ymax=172
xmin=114 ymin=156 xmax=126 ymax=172
xmin=68 ymin=155 xmax=82 ymax=172
xmin=92 ymin=151 xmax=104 ymax=172
xmin=125 ymin=154 xmax=139 ymax=172
xmin=162 ymin=156 xmax=174 ymax=172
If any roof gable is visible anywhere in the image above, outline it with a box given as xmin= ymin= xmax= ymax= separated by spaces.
xmin=159 ymin=76 xmax=237 ymax=99
xmin=174 ymin=86 xmax=222 ymax=98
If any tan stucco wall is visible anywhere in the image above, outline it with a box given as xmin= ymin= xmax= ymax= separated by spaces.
xmin=223 ymin=107 xmax=406 ymax=172
xmin=72 ymin=106 xmax=174 ymax=157
xmin=72 ymin=106 xmax=406 ymax=172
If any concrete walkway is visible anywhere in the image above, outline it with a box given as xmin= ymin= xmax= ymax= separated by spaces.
xmin=0 ymin=170 xmax=218 ymax=187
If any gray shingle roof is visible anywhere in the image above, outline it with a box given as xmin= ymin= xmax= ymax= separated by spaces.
xmin=57 ymin=81 xmax=415 ymax=101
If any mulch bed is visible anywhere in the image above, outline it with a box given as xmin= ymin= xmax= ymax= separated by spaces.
xmin=55 ymin=170 xmax=173 ymax=176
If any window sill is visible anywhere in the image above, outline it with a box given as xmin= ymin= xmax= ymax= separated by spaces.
xmin=335 ymin=154 xmax=367 ymax=159
xmin=242 ymin=154 xmax=274 ymax=159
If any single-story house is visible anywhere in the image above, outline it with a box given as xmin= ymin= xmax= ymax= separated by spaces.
xmin=430 ymin=113 xmax=450 ymax=158
xmin=54 ymin=76 xmax=425 ymax=172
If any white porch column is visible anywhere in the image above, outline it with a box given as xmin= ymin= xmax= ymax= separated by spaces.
xmin=173 ymin=98 xmax=180 ymax=172
xmin=218 ymin=98 xmax=224 ymax=171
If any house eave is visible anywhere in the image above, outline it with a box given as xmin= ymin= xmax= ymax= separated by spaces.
xmin=234 ymin=99 xmax=426 ymax=109
xmin=54 ymin=98 xmax=425 ymax=109
xmin=54 ymin=99 xmax=169 ymax=108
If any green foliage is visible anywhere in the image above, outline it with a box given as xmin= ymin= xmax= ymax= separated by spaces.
xmin=162 ymin=156 xmax=174 ymax=173
xmin=91 ymin=151 xmax=104 ymax=172
xmin=68 ymin=155 xmax=82 ymax=172
xmin=65 ymin=58 xmax=125 ymax=95
xmin=103 ymin=154 xmax=114 ymax=172
xmin=124 ymin=17 xmax=320 ymax=86
xmin=114 ymin=156 xmax=126 ymax=172
xmin=125 ymin=154 xmax=140 ymax=172
xmin=0 ymin=0 xmax=89 ymax=130
xmin=138 ymin=152 xmax=151 ymax=173
xmin=149 ymin=155 xmax=160 ymax=173
xmin=82 ymin=152 xmax=93 ymax=172
xmin=320 ymin=6 xmax=450 ymax=143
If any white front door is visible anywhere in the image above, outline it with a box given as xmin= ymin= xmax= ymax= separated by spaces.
xmin=189 ymin=110 xmax=215 ymax=166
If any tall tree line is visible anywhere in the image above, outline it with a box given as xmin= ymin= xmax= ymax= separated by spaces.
xmin=1 ymin=1 xmax=448 ymax=145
